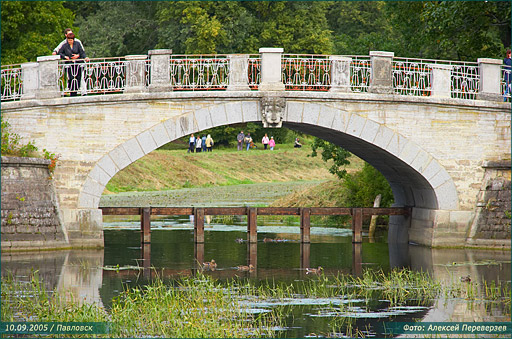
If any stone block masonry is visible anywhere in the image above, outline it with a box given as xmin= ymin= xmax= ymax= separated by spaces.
xmin=467 ymin=161 xmax=511 ymax=248
xmin=1 ymin=156 xmax=72 ymax=251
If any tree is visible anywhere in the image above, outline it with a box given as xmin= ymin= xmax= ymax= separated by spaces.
xmin=1 ymin=1 xmax=75 ymax=64
xmin=385 ymin=1 xmax=511 ymax=60
xmin=327 ymin=1 xmax=395 ymax=55
xmin=309 ymin=137 xmax=351 ymax=179
xmin=343 ymin=163 xmax=393 ymax=208
xmin=74 ymin=1 xmax=159 ymax=57
xmin=419 ymin=1 xmax=510 ymax=60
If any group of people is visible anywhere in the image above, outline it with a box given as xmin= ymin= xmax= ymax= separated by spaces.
xmin=187 ymin=134 xmax=214 ymax=153
xmin=237 ymin=131 xmax=276 ymax=151
xmin=53 ymin=28 xmax=88 ymax=96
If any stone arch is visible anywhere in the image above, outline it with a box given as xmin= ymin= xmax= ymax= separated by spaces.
xmin=281 ymin=101 xmax=458 ymax=211
xmin=78 ymin=100 xmax=259 ymax=208
xmin=78 ymin=99 xmax=458 ymax=212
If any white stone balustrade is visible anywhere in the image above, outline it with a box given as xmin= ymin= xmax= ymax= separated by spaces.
xmin=369 ymin=51 xmax=395 ymax=94
xmin=477 ymin=58 xmax=503 ymax=101
xmin=148 ymin=49 xmax=172 ymax=93
xmin=2 ymin=49 xmax=507 ymax=102
xmin=20 ymin=62 xmax=38 ymax=100
xmin=227 ymin=54 xmax=250 ymax=91
xmin=35 ymin=55 xmax=61 ymax=99
xmin=329 ymin=56 xmax=352 ymax=93
xmin=124 ymin=55 xmax=148 ymax=93
xmin=258 ymin=47 xmax=285 ymax=91
xmin=431 ymin=64 xmax=452 ymax=98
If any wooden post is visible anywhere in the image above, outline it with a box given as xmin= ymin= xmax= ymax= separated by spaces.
xmin=142 ymin=243 xmax=151 ymax=278
xmin=300 ymin=242 xmax=310 ymax=270
xmin=351 ymin=208 xmax=363 ymax=243
xmin=194 ymin=243 xmax=204 ymax=268
xmin=247 ymin=207 xmax=257 ymax=243
xmin=141 ymin=207 xmax=151 ymax=244
xmin=300 ymin=207 xmax=311 ymax=243
xmin=248 ymin=242 xmax=257 ymax=269
xmin=352 ymin=243 xmax=362 ymax=277
xmin=368 ymin=194 xmax=382 ymax=241
xmin=194 ymin=208 xmax=204 ymax=243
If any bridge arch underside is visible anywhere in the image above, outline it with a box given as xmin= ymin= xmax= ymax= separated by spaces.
xmin=285 ymin=122 xmax=439 ymax=211
xmin=285 ymin=122 xmax=445 ymax=245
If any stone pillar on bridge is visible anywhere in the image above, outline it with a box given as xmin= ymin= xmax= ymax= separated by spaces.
xmin=36 ymin=55 xmax=61 ymax=99
xmin=148 ymin=49 xmax=172 ymax=93
xmin=369 ymin=51 xmax=394 ymax=94
xmin=227 ymin=54 xmax=251 ymax=91
xmin=431 ymin=64 xmax=452 ymax=98
xmin=477 ymin=58 xmax=502 ymax=102
xmin=124 ymin=55 xmax=148 ymax=93
xmin=258 ymin=48 xmax=285 ymax=91
xmin=329 ymin=56 xmax=352 ymax=93
xmin=21 ymin=62 xmax=39 ymax=100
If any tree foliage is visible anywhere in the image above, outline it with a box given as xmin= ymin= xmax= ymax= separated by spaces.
xmin=74 ymin=1 xmax=159 ymax=58
xmin=309 ymin=137 xmax=352 ymax=179
xmin=342 ymin=163 xmax=394 ymax=208
xmin=3 ymin=1 xmax=509 ymax=63
xmin=1 ymin=1 xmax=75 ymax=64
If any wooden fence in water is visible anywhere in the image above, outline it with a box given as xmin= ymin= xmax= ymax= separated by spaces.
xmin=100 ymin=206 xmax=411 ymax=244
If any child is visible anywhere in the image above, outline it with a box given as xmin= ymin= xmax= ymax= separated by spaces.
xmin=269 ymin=136 xmax=276 ymax=150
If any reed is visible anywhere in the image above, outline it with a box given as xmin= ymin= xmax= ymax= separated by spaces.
xmin=3 ymin=268 xmax=509 ymax=338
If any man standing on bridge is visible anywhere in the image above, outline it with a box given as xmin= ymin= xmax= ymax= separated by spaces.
xmin=237 ymin=131 xmax=245 ymax=151
xmin=504 ymin=49 xmax=511 ymax=102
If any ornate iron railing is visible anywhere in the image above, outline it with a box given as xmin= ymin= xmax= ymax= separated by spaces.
xmin=0 ymin=54 xmax=506 ymax=102
xmin=501 ymin=64 xmax=511 ymax=102
xmin=450 ymin=61 xmax=479 ymax=100
xmin=59 ymin=57 xmax=127 ymax=95
xmin=170 ymin=55 xmax=230 ymax=91
xmin=393 ymin=58 xmax=432 ymax=96
xmin=1 ymin=64 xmax=23 ymax=101
xmin=282 ymin=54 xmax=331 ymax=91
xmin=349 ymin=56 xmax=371 ymax=93
xmin=248 ymin=56 xmax=261 ymax=90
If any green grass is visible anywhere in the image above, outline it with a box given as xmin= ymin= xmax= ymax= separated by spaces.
xmin=3 ymin=268 xmax=510 ymax=338
xmin=104 ymin=143 xmax=363 ymax=194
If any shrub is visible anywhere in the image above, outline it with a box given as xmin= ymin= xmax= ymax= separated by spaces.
xmin=1 ymin=117 xmax=38 ymax=157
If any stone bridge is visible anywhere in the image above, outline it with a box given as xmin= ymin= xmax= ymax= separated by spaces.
xmin=1 ymin=48 xmax=510 ymax=249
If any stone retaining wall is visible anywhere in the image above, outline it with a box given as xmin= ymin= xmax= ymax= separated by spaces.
xmin=1 ymin=156 xmax=69 ymax=251
xmin=468 ymin=161 xmax=511 ymax=248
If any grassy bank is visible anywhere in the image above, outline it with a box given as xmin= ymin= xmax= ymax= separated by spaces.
xmin=104 ymin=144 xmax=364 ymax=193
xmin=100 ymin=180 xmax=326 ymax=207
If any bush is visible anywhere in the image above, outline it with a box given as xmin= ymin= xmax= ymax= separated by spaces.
xmin=343 ymin=163 xmax=394 ymax=208
xmin=1 ymin=117 xmax=38 ymax=157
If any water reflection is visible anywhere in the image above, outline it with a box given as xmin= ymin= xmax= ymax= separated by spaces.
xmin=2 ymin=217 xmax=510 ymax=336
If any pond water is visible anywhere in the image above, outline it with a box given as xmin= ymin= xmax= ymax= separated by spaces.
xmin=2 ymin=214 xmax=510 ymax=338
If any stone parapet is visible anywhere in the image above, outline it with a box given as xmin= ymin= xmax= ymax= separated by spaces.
xmin=1 ymin=156 xmax=69 ymax=251
xmin=148 ymin=49 xmax=172 ymax=93
xmin=467 ymin=161 xmax=511 ymax=247
xmin=35 ymin=55 xmax=61 ymax=99
xmin=258 ymin=48 xmax=285 ymax=91
xmin=369 ymin=51 xmax=394 ymax=94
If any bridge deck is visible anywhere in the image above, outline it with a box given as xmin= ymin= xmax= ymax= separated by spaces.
xmin=100 ymin=206 xmax=410 ymax=244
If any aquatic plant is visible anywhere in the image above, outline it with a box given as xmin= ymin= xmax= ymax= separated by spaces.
xmin=2 ymin=267 xmax=509 ymax=338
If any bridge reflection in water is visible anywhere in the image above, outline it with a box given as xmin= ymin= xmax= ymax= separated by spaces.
xmin=2 ymin=231 xmax=509 ymax=325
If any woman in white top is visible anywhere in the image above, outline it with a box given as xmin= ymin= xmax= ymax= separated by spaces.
xmin=262 ymin=133 xmax=269 ymax=150
xmin=195 ymin=136 xmax=202 ymax=152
